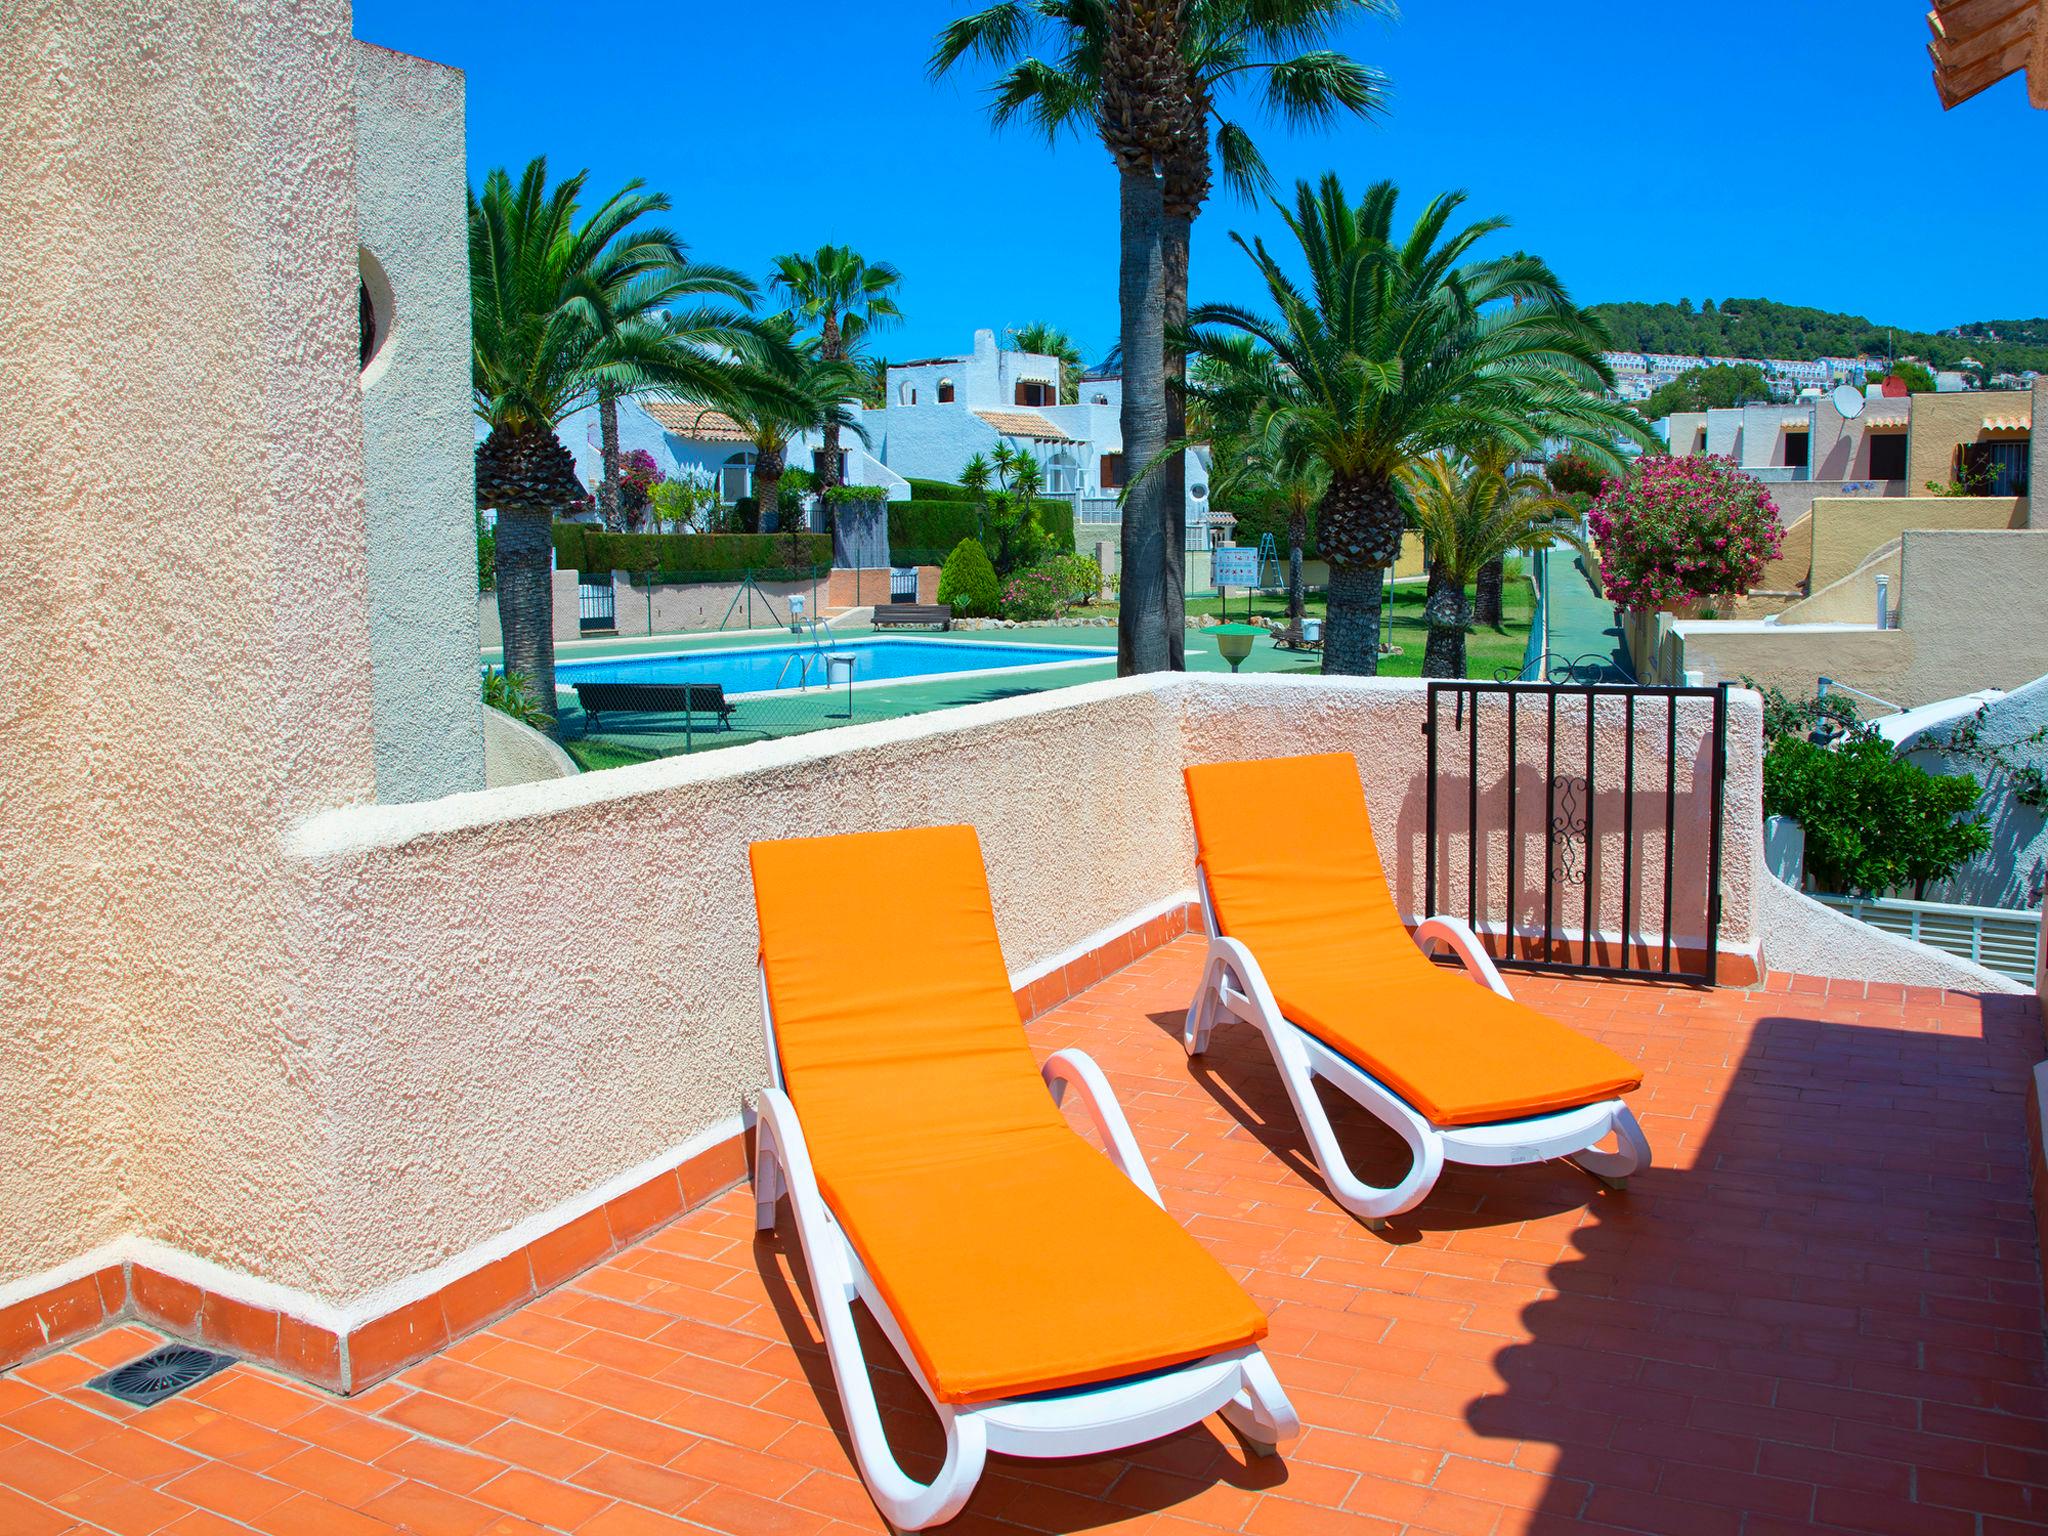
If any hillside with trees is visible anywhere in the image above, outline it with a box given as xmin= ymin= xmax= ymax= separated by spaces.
xmin=1592 ymin=298 xmax=2048 ymax=377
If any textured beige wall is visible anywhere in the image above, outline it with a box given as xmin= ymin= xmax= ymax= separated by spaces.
xmin=285 ymin=678 xmax=1192 ymax=1300
xmin=482 ymin=708 xmax=579 ymax=787
xmin=1906 ymin=388 xmax=2031 ymax=490
xmin=1672 ymin=623 xmax=1916 ymax=708
xmin=276 ymin=672 xmax=1762 ymax=1302
xmin=0 ymin=0 xmax=380 ymax=1289
xmin=1808 ymin=496 xmax=2022 ymax=592
xmin=355 ymin=42 xmax=485 ymax=802
xmin=1777 ymin=543 xmax=1901 ymax=626
xmin=1896 ymin=528 xmax=2048 ymax=702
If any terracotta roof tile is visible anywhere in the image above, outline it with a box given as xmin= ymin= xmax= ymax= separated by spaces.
xmin=972 ymin=409 xmax=1082 ymax=443
xmin=643 ymin=400 xmax=755 ymax=444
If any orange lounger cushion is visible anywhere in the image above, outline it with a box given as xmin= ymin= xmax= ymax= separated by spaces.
xmin=1184 ymin=753 xmax=1642 ymax=1128
xmin=750 ymin=825 xmax=1267 ymax=1406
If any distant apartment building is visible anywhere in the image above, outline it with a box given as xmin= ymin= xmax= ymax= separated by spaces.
xmin=1656 ymin=385 xmax=2037 ymax=520
xmin=1602 ymin=350 xmax=1873 ymax=403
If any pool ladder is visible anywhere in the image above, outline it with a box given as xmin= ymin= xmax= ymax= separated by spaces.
xmin=775 ymin=617 xmax=832 ymax=691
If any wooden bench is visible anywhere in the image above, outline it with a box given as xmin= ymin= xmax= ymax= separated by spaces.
xmin=572 ymin=681 xmax=734 ymax=732
xmin=1270 ymin=623 xmax=1323 ymax=652
xmin=872 ymin=603 xmax=953 ymax=631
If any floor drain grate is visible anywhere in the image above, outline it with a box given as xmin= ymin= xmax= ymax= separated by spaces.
xmin=87 ymin=1343 xmax=237 ymax=1407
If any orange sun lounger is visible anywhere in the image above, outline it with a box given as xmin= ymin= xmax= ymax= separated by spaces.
xmin=748 ymin=825 xmax=1298 ymax=1529
xmin=1183 ymin=752 xmax=1651 ymax=1227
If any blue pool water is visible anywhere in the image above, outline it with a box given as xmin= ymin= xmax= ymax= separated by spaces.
xmin=554 ymin=637 xmax=1111 ymax=696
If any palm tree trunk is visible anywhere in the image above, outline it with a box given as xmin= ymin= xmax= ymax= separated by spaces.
xmin=1287 ymin=509 xmax=1306 ymax=622
xmin=756 ymin=441 xmax=786 ymax=535
xmin=1422 ymin=559 xmax=1467 ymax=678
xmin=1321 ymin=562 xmax=1383 ymax=676
xmin=1161 ymin=211 xmax=1190 ymax=669
xmin=1116 ymin=159 xmax=1171 ymax=676
xmin=1475 ymin=555 xmax=1505 ymax=626
xmin=493 ymin=506 xmax=558 ymax=729
xmin=597 ymin=390 xmax=623 ymax=531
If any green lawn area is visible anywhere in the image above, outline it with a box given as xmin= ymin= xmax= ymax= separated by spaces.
xmin=531 ymin=574 xmax=1533 ymax=772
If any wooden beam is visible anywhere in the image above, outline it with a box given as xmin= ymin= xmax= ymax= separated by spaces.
xmin=1933 ymin=29 xmax=2033 ymax=105
xmin=1930 ymin=0 xmax=2036 ymax=68
xmin=1930 ymin=0 xmax=2032 ymax=49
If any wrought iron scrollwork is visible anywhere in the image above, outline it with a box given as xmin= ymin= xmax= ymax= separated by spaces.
xmin=1550 ymin=774 xmax=1588 ymax=886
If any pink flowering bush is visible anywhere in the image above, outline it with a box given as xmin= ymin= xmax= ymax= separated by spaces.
xmin=999 ymin=567 xmax=1065 ymax=621
xmin=1587 ymin=455 xmax=1784 ymax=611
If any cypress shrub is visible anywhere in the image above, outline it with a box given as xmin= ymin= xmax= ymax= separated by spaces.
xmin=938 ymin=538 xmax=1001 ymax=618
xmin=907 ymin=477 xmax=972 ymax=500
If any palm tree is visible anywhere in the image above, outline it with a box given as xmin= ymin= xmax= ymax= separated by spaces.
xmin=712 ymin=321 xmax=871 ymax=546
xmin=770 ymin=246 xmax=901 ymax=503
xmin=932 ymin=0 xmax=1389 ymax=676
xmin=1397 ymin=450 xmax=1587 ymax=678
xmin=1005 ymin=321 xmax=1084 ymax=402
xmin=1184 ymin=175 xmax=1651 ymax=675
xmin=471 ymin=157 xmax=766 ymax=725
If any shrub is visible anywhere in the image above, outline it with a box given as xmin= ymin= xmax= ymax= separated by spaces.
xmin=1545 ymin=452 xmax=1610 ymax=499
xmin=580 ymin=531 xmax=830 ymax=577
xmin=823 ymin=483 xmax=889 ymax=506
xmin=890 ymin=500 xmax=981 ymax=565
xmin=1764 ymin=732 xmax=1989 ymax=897
xmin=482 ymin=667 xmax=549 ymax=730
xmin=1000 ymin=567 xmax=1065 ymax=620
xmin=982 ymin=492 xmax=1049 ymax=576
xmin=1586 ymin=455 xmax=1784 ymax=611
xmin=1044 ymin=552 xmax=1102 ymax=606
xmin=907 ymin=477 xmax=972 ymax=500
xmin=938 ymin=538 xmax=1001 ymax=617
xmin=1037 ymin=498 xmax=1075 ymax=554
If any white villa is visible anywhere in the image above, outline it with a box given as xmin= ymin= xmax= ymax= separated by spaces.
xmin=558 ymin=328 xmax=1228 ymax=561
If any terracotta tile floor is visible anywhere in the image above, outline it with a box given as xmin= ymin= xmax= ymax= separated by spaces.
xmin=4 ymin=938 xmax=2045 ymax=1536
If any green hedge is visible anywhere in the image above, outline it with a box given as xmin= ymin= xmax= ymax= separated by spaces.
xmin=888 ymin=498 xmax=1074 ymax=565
xmin=906 ymin=477 xmax=972 ymax=500
xmin=889 ymin=500 xmax=980 ymax=565
xmin=1037 ymin=499 xmax=1075 ymax=554
xmin=553 ymin=527 xmax=831 ymax=577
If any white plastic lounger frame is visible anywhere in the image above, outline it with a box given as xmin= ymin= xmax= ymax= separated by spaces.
xmin=1185 ymin=871 xmax=1650 ymax=1229
xmin=752 ymin=971 xmax=1299 ymax=1530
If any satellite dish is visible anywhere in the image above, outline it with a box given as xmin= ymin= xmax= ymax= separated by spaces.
xmin=1831 ymin=384 xmax=1865 ymax=419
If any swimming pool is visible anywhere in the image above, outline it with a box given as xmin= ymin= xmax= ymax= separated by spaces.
xmin=554 ymin=637 xmax=1112 ymax=697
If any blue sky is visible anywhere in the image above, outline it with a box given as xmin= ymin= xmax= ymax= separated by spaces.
xmin=352 ymin=1 xmax=2044 ymax=365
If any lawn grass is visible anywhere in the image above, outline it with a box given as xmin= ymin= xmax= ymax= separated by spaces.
xmin=559 ymin=737 xmax=665 ymax=773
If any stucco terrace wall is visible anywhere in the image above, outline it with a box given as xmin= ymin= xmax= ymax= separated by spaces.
xmin=266 ymin=674 xmax=1762 ymax=1307
xmin=1896 ymin=528 xmax=2048 ymax=703
xmin=0 ymin=0 xmax=380 ymax=1291
xmin=1906 ymin=388 xmax=2033 ymax=492
xmin=354 ymin=42 xmax=484 ymax=803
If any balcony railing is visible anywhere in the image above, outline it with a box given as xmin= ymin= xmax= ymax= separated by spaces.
xmin=1811 ymin=892 xmax=2039 ymax=984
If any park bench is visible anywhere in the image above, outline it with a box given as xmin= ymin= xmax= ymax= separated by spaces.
xmin=572 ymin=681 xmax=734 ymax=732
xmin=872 ymin=604 xmax=953 ymax=631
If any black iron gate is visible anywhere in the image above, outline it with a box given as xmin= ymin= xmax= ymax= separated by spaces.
xmin=1423 ymin=681 xmax=1730 ymax=983
xmin=578 ymin=579 xmax=615 ymax=633
xmin=889 ymin=567 xmax=919 ymax=604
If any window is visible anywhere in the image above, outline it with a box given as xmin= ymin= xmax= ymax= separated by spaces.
xmin=1099 ymin=452 xmax=1124 ymax=490
xmin=357 ymin=247 xmax=393 ymax=381
xmin=1867 ymin=432 xmax=1907 ymax=480
xmin=1015 ymin=379 xmax=1054 ymax=407
xmin=720 ymin=452 xmax=756 ymax=502
xmin=812 ymin=448 xmax=845 ymax=480
xmin=1783 ymin=431 xmax=1809 ymax=471
xmin=1091 ymin=392 xmax=1110 ymax=405
xmin=898 ymin=381 xmax=914 ymax=405
xmin=937 ymin=379 xmax=955 ymax=403
xmin=1962 ymin=438 xmax=2030 ymax=498
xmin=1047 ymin=450 xmax=1079 ymax=494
